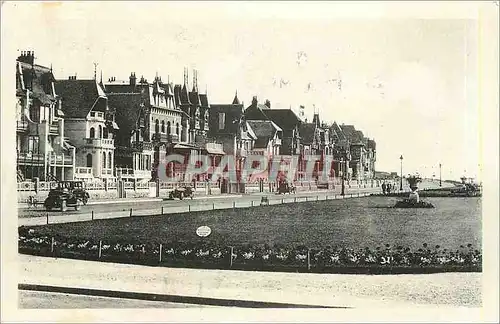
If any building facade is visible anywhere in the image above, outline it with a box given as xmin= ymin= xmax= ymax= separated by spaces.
xmin=16 ymin=51 xmax=75 ymax=182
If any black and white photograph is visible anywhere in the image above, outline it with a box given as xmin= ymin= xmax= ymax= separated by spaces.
xmin=1 ymin=1 xmax=498 ymax=323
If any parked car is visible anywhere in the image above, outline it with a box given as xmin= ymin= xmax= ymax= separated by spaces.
xmin=44 ymin=187 xmax=82 ymax=212
xmin=277 ymin=182 xmax=296 ymax=194
xmin=169 ymin=186 xmax=194 ymax=200
xmin=56 ymin=180 xmax=90 ymax=205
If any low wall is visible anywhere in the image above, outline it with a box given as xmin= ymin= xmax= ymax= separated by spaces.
xmin=17 ymin=179 xmax=384 ymax=203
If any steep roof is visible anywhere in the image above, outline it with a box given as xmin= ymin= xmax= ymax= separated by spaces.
xmin=246 ymin=120 xmax=282 ymax=139
xmin=300 ymin=123 xmax=316 ymax=144
xmin=330 ymin=122 xmax=347 ymax=142
xmin=232 ymin=91 xmax=241 ymax=105
xmin=264 ymin=109 xmax=302 ymax=132
xmin=55 ymin=79 xmax=107 ymax=118
xmin=17 ymin=61 xmax=57 ymax=105
xmin=107 ymin=93 xmax=143 ymax=145
xmin=199 ymin=94 xmax=209 ymax=107
xmin=189 ymin=91 xmax=201 ymax=106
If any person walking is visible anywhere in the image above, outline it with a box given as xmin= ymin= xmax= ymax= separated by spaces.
xmin=382 ymin=182 xmax=387 ymax=195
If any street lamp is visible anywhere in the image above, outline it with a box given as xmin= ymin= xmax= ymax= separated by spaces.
xmin=439 ymin=163 xmax=442 ymax=187
xmin=399 ymin=155 xmax=403 ymax=191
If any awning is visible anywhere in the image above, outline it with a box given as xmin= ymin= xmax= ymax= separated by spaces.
xmin=206 ymin=148 xmax=225 ymax=155
xmin=57 ymin=109 xmax=65 ymax=117
xmin=63 ymin=141 xmax=75 ymax=150
xmin=174 ymin=143 xmax=198 ymax=150
xmin=111 ymin=121 xmax=119 ymax=129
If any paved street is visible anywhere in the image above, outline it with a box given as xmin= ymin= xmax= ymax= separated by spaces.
xmin=18 ymin=187 xmax=378 ymax=226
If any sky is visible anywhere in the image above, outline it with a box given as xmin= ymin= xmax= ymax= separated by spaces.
xmin=5 ymin=1 xmax=484 ymax=181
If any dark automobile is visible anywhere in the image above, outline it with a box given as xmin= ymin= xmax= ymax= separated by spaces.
xmin=56 ymin=180 xmax=90 ymax=205
xmin=44 ymin=188 xmax=83 ymax=211
xmin=169 ymin=186 xmax=194 ymax=200
xmin=277 ymin=182 xmax=296 ymax=194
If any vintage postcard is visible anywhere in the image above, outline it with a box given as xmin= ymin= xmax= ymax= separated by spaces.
xmin=1 ymin=1 xmax=498 ymax=323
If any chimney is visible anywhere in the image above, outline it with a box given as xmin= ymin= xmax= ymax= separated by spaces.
xmin=17 ymin=50 xmax=35 ymax=65
xmin=252 ymin=96 xmax=258 ymax=106
xmin=264 ymin=99 xmax=271 ymax=109
xmin=129 ymin=72 xmax=136 ymax=86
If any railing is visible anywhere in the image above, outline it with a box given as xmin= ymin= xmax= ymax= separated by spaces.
xmin=152 ymin=133 xmax=169 ymax=143
xmin=17 ymin=152 xmax=45 ymax=163
xmin=16 ymin=120 xmax=29 ymax=131
xmin=206 ymin=142 xmax=224 ymax=152
xmin=237 ymin=148 xmax=248 ymax=157
xmin=131 ymin=141 xmax=154 ymax=152
xmin=115 ymin=167 xmax=151 ymax=179
xmin=85 ymin=138 xmax=115 ymax=148
xmin=49 ymin=153 xmax=74 ymax=166
xmin=49 ymin=121 xmax=59 ymax=134
xmin=101 ymin=168 xmax=113 ymax=176
xmin=75 ymin=167 xmax=93 ymax=178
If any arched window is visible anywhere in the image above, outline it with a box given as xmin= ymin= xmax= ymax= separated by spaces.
xmin=176 ymin=123 xmax=179 ymax=135
xmin=161 ymin=120 xmax=165 ymax=133
xmin=86 ymin=153 xmax=92 ymax=167
xmin=135 ymin=130 xmax=140 ymax=142
xmin=155 ymin=119 xmax=159 ymax=133
xmin=102 ymin=152 xmax=106 ymax=169
xmin=167 ymin=121 xmax=171 ymax=135
xmin=98 ymin=125 xmax=102 ymax=138
xmin=89 ymin=127 xmax=95 ymax=138
xmin=103 ymin=127 xmax=109 ymax=139
xmin=108 ymin=152 xmax=112 ymax=169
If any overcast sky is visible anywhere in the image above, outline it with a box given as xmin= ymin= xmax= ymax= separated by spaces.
xmin=6 ymin=2 xmax=483 ymax=180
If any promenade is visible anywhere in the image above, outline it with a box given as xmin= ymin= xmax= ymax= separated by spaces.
xmin=18 ymin=254 xmax=481 ymax=309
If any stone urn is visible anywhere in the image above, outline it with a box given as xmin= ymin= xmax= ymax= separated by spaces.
xmin=406 ymin=175 xmax=422 ymax=203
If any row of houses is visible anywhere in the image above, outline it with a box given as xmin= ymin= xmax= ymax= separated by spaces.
xmin=15 ymin=51 xmax=376 ymax=185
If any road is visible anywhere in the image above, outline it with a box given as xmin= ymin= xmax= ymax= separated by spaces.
xmin=18 ymin=187 xmax=378 ymax=226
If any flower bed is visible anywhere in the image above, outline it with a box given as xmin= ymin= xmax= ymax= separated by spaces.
xmin=18 ymin=227 xmax=482 ymax=274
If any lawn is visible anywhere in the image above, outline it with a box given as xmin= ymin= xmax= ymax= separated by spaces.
xmin=21 ymin=196 xmax=481 ymax=251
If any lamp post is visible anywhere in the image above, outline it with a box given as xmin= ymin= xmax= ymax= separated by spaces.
xmin=439 ymin=163 xmax=442 ymax=187
xmin=399 ymin=155 xmax=403 ymax=191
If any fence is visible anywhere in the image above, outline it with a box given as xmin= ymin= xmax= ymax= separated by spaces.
xmin=18 ymin=230 xmax=482 ymax=274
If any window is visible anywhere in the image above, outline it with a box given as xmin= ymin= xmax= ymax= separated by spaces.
xmin=108 ymin=152 xmax=112 ymax=169
xmin=89 ymin=127 xmax=95 ymax=138
xmin=98 ymin=125 xmax=102 ymax=138
xmin=161 ymin=120 xmax=165 ymax=133
xmin=155 ymin=119 xmax=159 ymax=133
xmin=167 ymin=121 xmax=171 ymax=135
xmin=218 ymin=113 xmax=225 ymax=130
xmin=86 ymin=154 xmax=93 ymax=167
xmin=27 ymin=136 xmax=40 ymax=154
xmin=176 ymin=123 xmax=179 ymax=135
xmin=103 ymin=127 xmax=109 ymax=139
xmin=135 ymin=130 xmax=140 ymax=142
xmin=102 ymin=152 xmax=106 ymax=169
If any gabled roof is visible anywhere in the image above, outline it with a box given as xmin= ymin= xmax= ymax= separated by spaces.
xmin=264 ymin=109 xmax=302 ymax=132
xmin=55 ymin=79 xmax=107 ymax=118
xmin=244 ymin=121 xmax=258 ymax=140
xmin=180 ymin=84 xmax=191 ymax=105
xmin=107 ymin=92 xmax=143 ymax=145
xmin=17 ymin=61 xmax=57 ymax=105
xmin=246 ymin=120 xmax=282 ymax=139
xmin=330 ymin=122 xmax=347 ymax=141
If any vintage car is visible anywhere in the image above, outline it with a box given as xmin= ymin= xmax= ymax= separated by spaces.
xmin=56 ymin=180 xmax=90 ymax=205
xmin=169 ymin=186 xmax=194 ymax=200
xmin=44 ymin=187 xmax=83 ymax=211
xmin=276 ymin=182 xmax=296 ymax=194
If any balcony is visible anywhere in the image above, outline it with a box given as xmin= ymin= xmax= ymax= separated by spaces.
xmin=49 ymin=153 xmax=74 ymax=166
xmin=74 ymin=167 xmax=93 ymax=179
xmin=152 ymin=132 xmax=169 ymax=143
xmin=206 ymin=142 xmax=225 ymax=155
xmin=85 ymin=138 xmax=115 ymax=149
xmin=131 ymin=141 xmax=154 ymax=152
xmin=17 ymin=152 xmax=45 ymax=165
xmin=115 ymin=167 xmax=151 ymax=180
xmin=101 ymin=168 xmax=113 ymax=177
xmin=49 ymin=121 xmax=59 ymax=134
xmin=16 ymin=120 xmax=28 ymax=132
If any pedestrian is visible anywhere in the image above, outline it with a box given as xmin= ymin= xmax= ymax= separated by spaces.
xmin=387 ymin=183 xmax=392 ymax=194
xmin=382 ymin=182 xmax=387 ymax=195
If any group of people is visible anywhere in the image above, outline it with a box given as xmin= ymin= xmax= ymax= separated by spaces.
xmin=381 ymin=182 xmax=395 ymax=195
